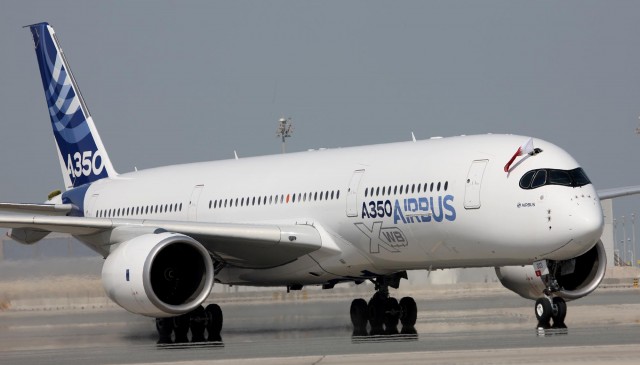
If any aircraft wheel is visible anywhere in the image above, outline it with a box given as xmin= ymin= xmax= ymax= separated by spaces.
xmin=155 ymin=317 xmax=173 ymax=344
xmin=350 ymin=298 xmax=368 ymax=329
xmin=173 ymin=312 xmax=191 ymax=343
xmin=189 ymin=305 xmax=206 ymax=342
xmin=384 ymin=297 xmax=400 ymax=332
xmin=534 ymin=297 xmax=552 ymax=325
xmin=399 ymin=297 xmax=417 ymax=327
xmin=552 ymin=297 xmax=567 ymax=326
xmin=205 ymin=303 xmax=223 ymax=341
xmin=368 ymin=295 xmax=385 ymax=333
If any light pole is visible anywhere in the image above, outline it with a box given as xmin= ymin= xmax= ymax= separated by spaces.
xmin=622 ymin=216 xmax=627 ymax=265
xmin=276 ymin=117 xmax=294 ymax=154
xmin=613 ymin=218 xmax=617 ymax=265
xmin=632 ymin=213 xmax=637 ymax=268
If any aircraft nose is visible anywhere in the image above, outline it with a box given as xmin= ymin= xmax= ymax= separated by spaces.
xmin=548 ymin=192 xmax=604 ymax=260
xmin=570 ymin=200 xmax=603 ymax=248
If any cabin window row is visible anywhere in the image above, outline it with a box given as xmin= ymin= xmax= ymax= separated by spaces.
xmin=209 ymin=190 xmax=341 ymax=209
xmin=96 ymin=203 xmax=184 ymax=218
xmin=364 ymin=181 xmax=449 ymax=198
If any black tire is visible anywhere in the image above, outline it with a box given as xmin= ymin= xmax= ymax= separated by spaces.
xmin=190 ymin=305 xmax=206 ymax=342
xmin=205 ymin=303 xmax=223 ymax=341
xmin=155 ymin=318 xmax=173 ymax=344
xmin=552 ymin=297 xmax=567 ymax=326
xmin=384 ymin=297 xmax=400 ymax=332
xmin=350 ymin=298 xmax=368 ymax=328
xmin=399 ymin=297 xmax=417 ymax=327
xmin=534 ymin=298 xmax=552 ymax=324
xmin=368 ymin=296 xmax=385 ymax=329
xmin=173 ymin=313 xmax=191 ymax=343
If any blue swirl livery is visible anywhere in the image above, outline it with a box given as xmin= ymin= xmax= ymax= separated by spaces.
xmin=27 ymin=22 xmax=116 ymax=189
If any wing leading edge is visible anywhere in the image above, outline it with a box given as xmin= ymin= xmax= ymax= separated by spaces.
xmin=597 ymin=185 xmax=640 ymax=200
xmin=0 ymin=214 xmax=324 ymax=269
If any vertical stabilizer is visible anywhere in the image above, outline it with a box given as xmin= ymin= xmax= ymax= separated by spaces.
xmin=27 ymin=22 xmax=117 ymax=189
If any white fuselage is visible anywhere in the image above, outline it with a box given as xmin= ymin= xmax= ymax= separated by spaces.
xmin=78 ymin=134 xmax=603 ymax=286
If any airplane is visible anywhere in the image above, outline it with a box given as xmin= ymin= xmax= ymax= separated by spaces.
xmin=1 ymin=22 xmax=639 ymax=342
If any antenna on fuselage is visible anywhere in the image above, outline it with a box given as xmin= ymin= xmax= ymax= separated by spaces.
xmin=276 ymin=117 xmax=294 ymax=154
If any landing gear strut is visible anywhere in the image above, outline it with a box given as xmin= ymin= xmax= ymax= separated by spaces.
xmin=534 ymin=260 xmax=568 ymax=329
xmin=350 ymin=273 xmax=417 ymax=335
xmin=155 ymin=303 xmax=224 ymax=344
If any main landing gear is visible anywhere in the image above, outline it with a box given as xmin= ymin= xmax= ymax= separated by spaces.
xmin=349 ymin=273 xmax=417 ymax=336
xmin=156 ymin=303 xmax=223 ymax=344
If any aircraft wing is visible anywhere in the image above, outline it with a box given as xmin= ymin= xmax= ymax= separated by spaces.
xmin=597 ymin=185 xmax=640 ymax=200
xmin=0 ymin=214 xmax=323 ymax=269
xmin=0 ymin=203 xmax=72 ymax=215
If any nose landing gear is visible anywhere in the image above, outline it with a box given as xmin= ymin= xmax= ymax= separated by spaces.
xmin=535 ymin=296 xmax=567 ymax=328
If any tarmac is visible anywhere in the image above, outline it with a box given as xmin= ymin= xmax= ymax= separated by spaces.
xmin=1 ymin=280 xmax=640 ymax=364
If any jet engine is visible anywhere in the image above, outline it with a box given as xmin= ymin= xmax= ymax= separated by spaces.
xmin=495 ymin=240 xmax=606 ymax=301
xmin=102 ymin=232 xmax=214 ymax=317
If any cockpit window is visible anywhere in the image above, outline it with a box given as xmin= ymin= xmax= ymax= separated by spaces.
xmin=519 ymin=170 xmax=536 ymax=189
xmin=519 ymin=167 xmax=591 ymax=190
xmin=548 ymin=170 xmax=571 ymax=186
xmin=569 ymin=168 xmax=591 ymax=186
xmin=531 ymin=170 xmax=547 ymax=189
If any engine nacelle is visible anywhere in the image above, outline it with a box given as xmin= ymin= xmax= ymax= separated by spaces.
xmin=102 ymin=232 xmax=214 ymax=317
xmin=495 ymin=240 xmax=606 ymax=301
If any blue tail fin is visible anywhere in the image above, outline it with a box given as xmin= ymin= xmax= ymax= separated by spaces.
xmin=27 ymin=22 xmax=116 ymax=189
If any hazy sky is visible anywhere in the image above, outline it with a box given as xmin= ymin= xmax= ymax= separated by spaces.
xmin=1 ymin=1 xmax=640 ymax=236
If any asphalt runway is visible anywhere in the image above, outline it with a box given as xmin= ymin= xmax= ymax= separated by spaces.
xmin=1 ymin=288 xmax=640 ymax=364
